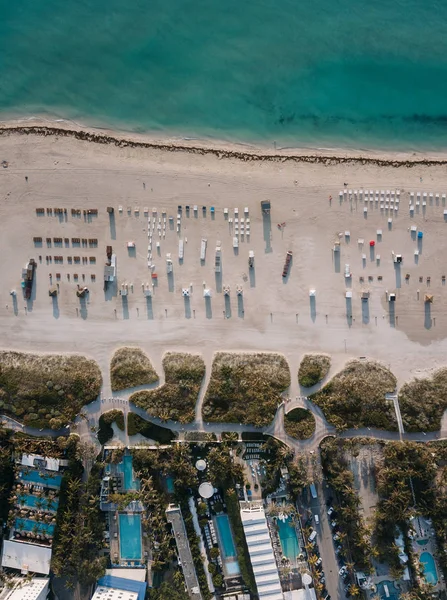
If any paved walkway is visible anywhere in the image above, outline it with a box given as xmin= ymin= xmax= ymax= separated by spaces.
xmin=3 ymin=363 xmax=447 ymax=452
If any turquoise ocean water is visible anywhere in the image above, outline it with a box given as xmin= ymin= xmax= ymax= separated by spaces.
xmin=2 ymin=0 xmax=447 ymax=149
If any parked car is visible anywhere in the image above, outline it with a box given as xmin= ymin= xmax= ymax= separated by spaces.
xmin=344 ymin=587 xmax=351 ymax=598
xmin=333 ymin=533 xmax=340 ymax=541
xmin=331 ymin=520 xmax=337 ymax=529
xmin=316 ymin=558 xmax=322 ymax=566
xmin=320 ymin=577 xmax=326 ymax=585
xmin=323 ymin=594 xmax=331 ymax=600
xmin=318 ymin=571 xmax=325 ymax=580
xmin=327 ymin=507 xmax=335 ymax=516
xmin=339 ymin=566 xmax=347 ymax=576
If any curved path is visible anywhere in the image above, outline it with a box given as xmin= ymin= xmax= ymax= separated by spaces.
xmin=3 ymin=364 xmax=447 ymax=451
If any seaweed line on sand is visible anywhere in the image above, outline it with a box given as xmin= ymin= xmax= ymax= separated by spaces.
xmin=1 ymin=125 xmax=447 ymax=167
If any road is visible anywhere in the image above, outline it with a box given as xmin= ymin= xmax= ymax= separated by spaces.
xmin=308 ymin=481 xmax=345 ymax=600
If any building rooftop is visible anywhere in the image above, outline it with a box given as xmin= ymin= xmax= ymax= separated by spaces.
xmin=166 ymin=505 xmax=202 ymax=600
xmin=240 ymin=502 xmax=283 ymax=600
xmin=20 ymin=455 xmax=60 ymax=473
xmin=0 ymin=578 xmax=49 ymax=600
xmin=1 ymin=541 xmax=52 ymax=576
xmin=91 ymin=576 xmax=147 ymax=600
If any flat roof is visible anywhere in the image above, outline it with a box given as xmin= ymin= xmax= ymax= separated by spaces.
xmin=239 ymin=502 xmax=283 ymax=599
xmin=1 ymin=541 xmax=52 ymax=575
xmin=92 ymin=576 xmax=147 ymax=600
xmin=21 ymin=454 xmax=60 ymax=472
xmin=0 ymin=578 xmax=49 ymax=600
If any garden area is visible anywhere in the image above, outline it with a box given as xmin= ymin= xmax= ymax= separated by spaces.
xmin=130 ymin=352 xmax=205 ymax=423
xmin=310 ymin=359 xmax=397 ymax=431
xmin=0 ymin=351 xmax=102 ymax=429
xmin=97 ymin=410 xmax=125 ymax=445
xmin=127 ymin=412 xmax=176 ymax=444
xmin=398 ymin=368 xmax=447 ymax=432
xmin=298 ymin=354 xmax=331 ymax=388
xmin=110 ymin=347 xmax=158 ymax=391
xmin=202 ymin=352 xmax=290 ymax=426
xmin=284 ymin=407 xmax=316 ymax=440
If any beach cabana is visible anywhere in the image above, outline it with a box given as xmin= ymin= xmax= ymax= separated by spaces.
xmin=424 ymin=294 xmax=434 ymax=303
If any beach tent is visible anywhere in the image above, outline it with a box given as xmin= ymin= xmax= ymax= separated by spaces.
xmin=424 ymin=294 xmax=434 ymax=303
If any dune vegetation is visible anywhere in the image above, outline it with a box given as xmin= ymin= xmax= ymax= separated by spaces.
xmin=202 ymin=352 xmax=290 ymax=427
xmin=298 ymin=354 xmax=331 ymax=388
xmin=398 ymin=368 xmax=447 ymax=432
xmin=0 ymin=351 xmax=101 ymax=429
xmin=110 ymin=347 xmax=158 ymax=391
xmin=310 ymin=360 xmax=397 ymax=432
xmin=130 ymin=353 xmax=205 ymax=423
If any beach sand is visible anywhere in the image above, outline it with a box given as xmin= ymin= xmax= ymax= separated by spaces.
xmin=1 ymin=126 xmax=447 ymax=397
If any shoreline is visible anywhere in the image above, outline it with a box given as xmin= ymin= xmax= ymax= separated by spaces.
xmin=2 ymin=117 xmax=447 ymax=166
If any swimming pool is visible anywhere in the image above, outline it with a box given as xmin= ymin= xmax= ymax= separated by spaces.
xmin=376 ymin=580 xmax=399 ymax=600
xmin=215 ymin=514 xmax=240 ymax=576
xmin=165 ymin=475 xmax=174 ymax=494
xmin=18 ymin=494 xmax=58 ymax=511
xmin=119 ymin=514 xmax=142 ymax=560
xmin=277 ymin=516 xmax=299 ymax=562
xmin=15 ymin=518 xmax=55 ymax=535
xmin=421 ymin=551 xmax=438 ymax=585
xmin=20 ymin=470 xmax=62 ymax=488
xmin=215 ymin=514 xmax=237 ymax=558
xmin=120 ymin=455 xmax=139 ymax=491
xmin=417 ymin=539 xmax=429 ymax=546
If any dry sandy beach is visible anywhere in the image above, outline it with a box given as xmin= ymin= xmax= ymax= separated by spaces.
xmin=1 ymin=126 xmax=447 ymax=393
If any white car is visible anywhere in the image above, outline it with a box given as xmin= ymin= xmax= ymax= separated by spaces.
xmin=327 ymin=507 xmax=334 ymax=516
xmin=339 ymin=566 xmax=347 ymax=576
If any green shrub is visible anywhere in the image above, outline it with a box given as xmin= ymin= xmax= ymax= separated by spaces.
xmin=127 ymin=412 xmax=176 ymax=444
xmin=0 ymin=351 xmax=101 ymax=428
xmin=311 ymin=360 xmax=397 ymax=431
xmin=110 ymin=347 xmax=158 ymax=391
xmin=131 ymin=353 xmax=205 ymax=423
xmin=399 ymin=368 xmax=447 ymax=432
xmin=97 ymin=410 xmax=125 ymax=445
xmin=298 ymin=354 xmax=331 ymax=387
xmin=203 ymin=352 xmax=290 ymax=427
xmin=284 ymin=407 xmax=316 ymax=440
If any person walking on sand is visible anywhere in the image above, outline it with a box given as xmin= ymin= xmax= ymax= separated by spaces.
xmin=329 ymin=195 xmax=332 ymax=206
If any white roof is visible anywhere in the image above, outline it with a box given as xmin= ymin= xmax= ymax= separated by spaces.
xmin=91 ymin=587 xmax=138 ymax=600
xmin=1 ymin=541 xmax=52 ymax=575
xmin=198 ymin=482 xmax=214 ymax=499
xmin=105 ymin=569 xmax=146 ymax=582
xmin=21 ymin=454 xmax=60 ymax=472
xmin=240 ymin=503 xmax=283 ymax=599
xmin=0 ymin=578 xmax=49 ymax=600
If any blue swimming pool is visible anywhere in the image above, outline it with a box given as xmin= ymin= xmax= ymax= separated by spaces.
xmin=277 ymin=517 xmax=300 ymax=561
xmin=20 ymin=470 xmax=62 ymax=488
xmin=119 ymin=514 xmax=142 ymax=560
xmin=120 ymin=455 xmax=139 ymax=491
xmin=377 ymin=580 xmax=399 ymax=600
xmin=421 ymin=551 xmax=438 ymax=585
xmin=165 ymin=475 xmax=174 ymax=494
xmin=15 ymin=518 xmax=55 ymax=535
xmin=18 ymin=494 xmax=58 ymax=511
xmin=215 ymin=514 xmax=237 ymax=559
